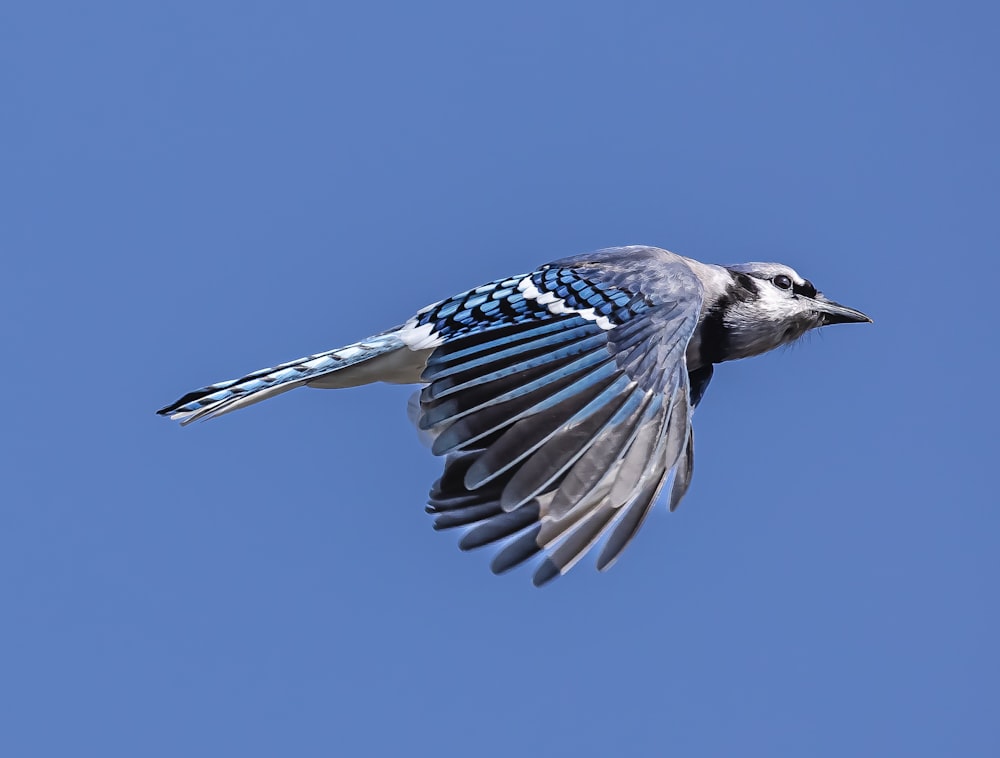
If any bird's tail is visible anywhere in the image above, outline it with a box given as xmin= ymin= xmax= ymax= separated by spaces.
xmin=157 ymin=331 xmax=426 ymax=425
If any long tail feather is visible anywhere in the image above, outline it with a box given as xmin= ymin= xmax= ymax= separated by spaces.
xmin=157 ymin=332 xmax=424 ymax=424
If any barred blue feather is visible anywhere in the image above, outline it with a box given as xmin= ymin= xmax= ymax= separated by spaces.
xmin=408 ymin=265 xmax=640 ymax=342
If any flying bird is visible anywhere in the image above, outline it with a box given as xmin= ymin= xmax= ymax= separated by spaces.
xmin=158 ymin=246 xmax=870 ymax=585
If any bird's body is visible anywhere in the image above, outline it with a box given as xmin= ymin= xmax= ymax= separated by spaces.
xmin=159 ymin=246 xmax=870 ymax=585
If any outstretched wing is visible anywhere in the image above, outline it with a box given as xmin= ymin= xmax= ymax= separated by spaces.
xmin=419 ymin=247 xmax=705 ymax=585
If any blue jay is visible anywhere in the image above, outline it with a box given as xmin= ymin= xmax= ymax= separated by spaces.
xmin=159 ymin=246 xmax=870 ymax=585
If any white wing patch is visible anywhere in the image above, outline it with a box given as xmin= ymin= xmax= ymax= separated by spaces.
xmin=398 ymin=318 xmax=446 ymax=350
xmin=517 ymin=276 xmax=615 ymax=330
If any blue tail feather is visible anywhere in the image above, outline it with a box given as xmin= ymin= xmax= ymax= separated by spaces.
xmin=157 ymin=332 xmax=412 ymax=425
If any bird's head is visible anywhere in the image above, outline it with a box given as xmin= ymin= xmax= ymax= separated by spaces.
xmin=710 ymin=262 xmax=872 ymax=362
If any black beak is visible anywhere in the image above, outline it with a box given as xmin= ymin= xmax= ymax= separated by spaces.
xmin=813 ymin=296 xmax=873 ymax=325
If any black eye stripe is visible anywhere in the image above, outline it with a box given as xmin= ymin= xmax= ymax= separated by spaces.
xmin=793 ymin=279 xmax=817 ymax=298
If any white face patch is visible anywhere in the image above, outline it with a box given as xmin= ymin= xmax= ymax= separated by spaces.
xmin=517 ymin=276 xmax=615 ymax=330
xmin=721 ymin=281 xmax=821 ymax=361
xmin=397 ymin=318 xmax=445 ymax=350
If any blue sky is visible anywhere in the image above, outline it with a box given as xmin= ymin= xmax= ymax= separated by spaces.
xmin=3 ymin=1 xmax=997 ymax=756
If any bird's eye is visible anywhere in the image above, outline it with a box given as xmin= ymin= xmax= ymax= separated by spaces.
xmin=773 ymin=274 xmax=792 ymax=290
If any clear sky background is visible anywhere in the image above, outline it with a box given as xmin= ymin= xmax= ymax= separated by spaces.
xmin=3 ymin=2 xmax=997 ymax=756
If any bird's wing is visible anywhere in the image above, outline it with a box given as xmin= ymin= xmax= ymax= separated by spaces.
xmin=419 ymin=248 xmax=705 ymax=584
